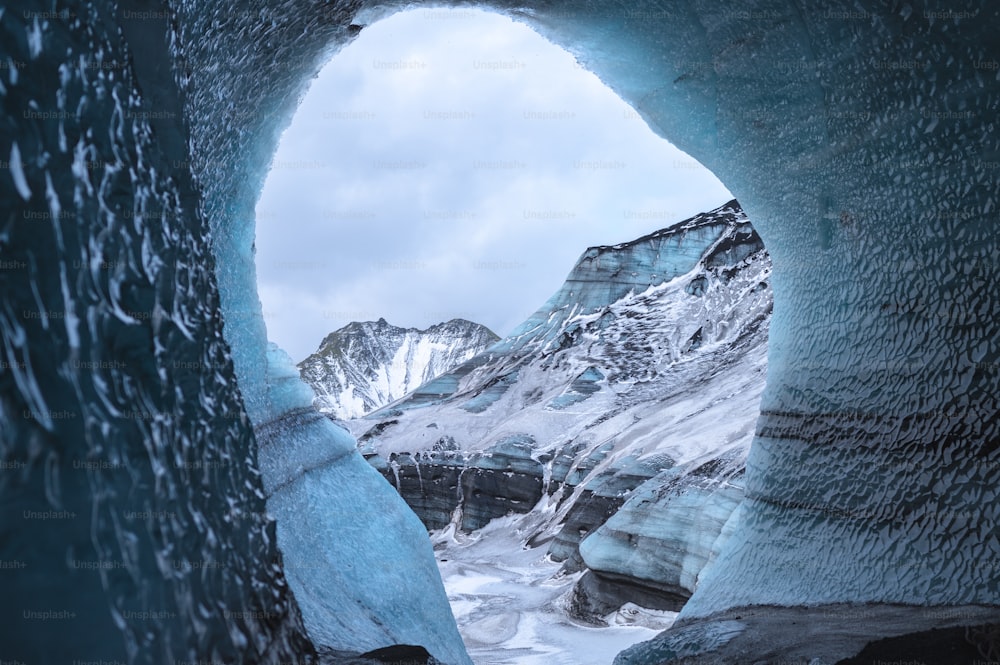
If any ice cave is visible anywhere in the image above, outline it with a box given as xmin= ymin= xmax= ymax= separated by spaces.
xmin=1 ymin=1 xmax=998 ymax=664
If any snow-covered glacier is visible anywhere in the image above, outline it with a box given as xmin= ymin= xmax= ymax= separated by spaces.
xmin=351 ymin=201 xmax=771 ymax=639
xmin=298 ymin=318 xmax=499 ymax=420
xmin=3 ymin=0 xmax=999 ymax=663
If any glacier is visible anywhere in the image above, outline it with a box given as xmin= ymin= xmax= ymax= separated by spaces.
xmin=3 ymin=0 xmax=1000 ymax=663
xmin=351 ymin=201 xmax=771 ymax=633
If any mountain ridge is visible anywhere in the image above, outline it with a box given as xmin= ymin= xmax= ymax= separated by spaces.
xmin=299 ymin=317 xmax=500 ymax=420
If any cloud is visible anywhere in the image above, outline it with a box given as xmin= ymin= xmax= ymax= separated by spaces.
xmin=255 ymin=8 xmax=732 ymax=361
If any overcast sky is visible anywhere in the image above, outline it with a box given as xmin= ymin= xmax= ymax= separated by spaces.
xmin=255 ymin=8 xmax=732 ymax=362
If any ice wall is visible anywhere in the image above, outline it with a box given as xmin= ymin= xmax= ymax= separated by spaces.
xmin=0 ymin=0 xmax=312 ymax=661
xmin=174 ymin=0 xmax=1000 ymax=650
xmin=258 ymin=346 xmax=471 ymax=663
xmin=164 ymin=2 xmax=472 ymax=660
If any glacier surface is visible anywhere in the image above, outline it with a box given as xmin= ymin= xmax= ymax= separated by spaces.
xmin=352 ymin=201 xmax=771 ymax=622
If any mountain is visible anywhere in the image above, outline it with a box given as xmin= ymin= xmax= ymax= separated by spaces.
xmin=298 ymin=318 xmax=500 ymax=420
xmin=347 ymin=200 xmax=773 ymax=635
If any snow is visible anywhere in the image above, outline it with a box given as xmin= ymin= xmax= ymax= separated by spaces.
xmin=433 ymin=515 xmax=676 ymax=665
xmin=352 ymin=203 xmax=769 ymax=466
xmin=353 ymin=203 xmax=771 ymax=636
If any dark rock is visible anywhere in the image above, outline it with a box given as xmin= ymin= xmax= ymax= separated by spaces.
xmin=358 ymin=419 xmax=399 ymax=443
xmin=703 ymin=222 xmax=765 ymax=271
xmin=835 ymin=623 xmax=1000 ymax=665
xmin=360 ymin=644 xmax=442 ymax=664
xmin=569 ymin=570 xmax=688 ymax=625
xmin=431 ymin=435 xmax=456 ymax=450
xmin=685 ymin=275 xmax=707 ymax=297
xmin=387 ymin=452 xmax=464 ymax=530
xmin=377 ymin=438 xmax=546 ymax=532
xmin=318 ymin=644 xmax=443 ymax=665
xmin=614 ymin=605 xmax=1000 ymax=665
xmin=459 ymin=466 xmax=544 ymax=531
xmin=548 ymin=490 xmax=626 ymax=566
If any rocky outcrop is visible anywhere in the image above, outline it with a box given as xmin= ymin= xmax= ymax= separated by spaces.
xmin=320 ymin=644 xmax=444 ymax=665
xmin=366 ymin=436 xmax=545 ymax=531
xmin=614 ymin=605 xmax=1000 ymax=665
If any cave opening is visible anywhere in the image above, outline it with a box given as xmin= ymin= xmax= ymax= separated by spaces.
xmin=214 ymin=2 xmax=1000 ymax=659
xmin=252 ymin=8 xmax=764 ymax=663
xmin=254 ymin=7 xmax=732 ymax=364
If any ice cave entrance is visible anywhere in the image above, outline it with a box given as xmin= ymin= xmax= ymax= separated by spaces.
xmin=252 ymin=10 xmax=736 ymax=659
xmin=253 ymin=7 xmax=732 ymax=363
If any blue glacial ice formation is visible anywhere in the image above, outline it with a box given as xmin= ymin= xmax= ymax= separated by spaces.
xmin=0 ymin=1 xmax=313 ymax=662
xmin=3 ymin=0 xmax=1000 ymax=662
xmin=578 ymin=456 xmax=746 ymax=607
xmin=258 ymin=345 xmax=470 ymax=662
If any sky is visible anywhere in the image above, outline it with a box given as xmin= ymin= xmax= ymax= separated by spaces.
xmin=255 ymin=8 xmax=732 ymax=362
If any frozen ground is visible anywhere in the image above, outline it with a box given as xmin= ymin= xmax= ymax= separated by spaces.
xmin=432 ymin=515 xmax=678 ymax=665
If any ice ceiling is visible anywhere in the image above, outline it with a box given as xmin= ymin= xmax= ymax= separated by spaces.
xmin=1 ymin=0 xmax=998 ymax=662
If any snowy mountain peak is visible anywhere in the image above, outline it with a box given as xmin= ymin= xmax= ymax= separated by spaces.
xmin=299 ymin=318 xmax=500 ymax=420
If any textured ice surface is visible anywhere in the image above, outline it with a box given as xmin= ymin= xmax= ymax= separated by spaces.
xmin=267 ymin=452 xmax=469 ymax=661
xmin=0 ymin=1 xmax=312 ymax=660
xmin=579 ymin=458 xmax=745 ymax=600
xmin=165 ymin=0 xmax=473 ymax=660
xmin=258 ymin=346 xmax=471 ymax=663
